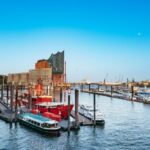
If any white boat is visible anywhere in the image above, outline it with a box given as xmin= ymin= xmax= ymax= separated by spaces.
xmin=79 ymin=105 xmax=105 ymax=125
xmin=18 ymin=113 xmax=61 ymax=135
xmin=137 ymin=88 xmax=150 ymax=95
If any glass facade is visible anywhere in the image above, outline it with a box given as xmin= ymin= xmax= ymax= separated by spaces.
xmin=48 ymin=51 xmax=64 ymax=74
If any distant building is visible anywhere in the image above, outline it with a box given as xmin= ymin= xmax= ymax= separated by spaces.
xmin=7 ymin=73 xmax=29 ymax=85
xmin=48 ymin=51 xmax=64 ymax=74
xmin=8 ymin=60 xmax=52 ymax=86
xmin=0 ymin=75 xmax=7 ymax=85
xmin=29 ymin=68 xmax=52 ymax=86
xmin=7 ymin=51 xmax=65 ymax=87
xmin=35 ymin=59 xmax=50 ymax=69
xmin=48 ymin=51 xmax=65 ymax=86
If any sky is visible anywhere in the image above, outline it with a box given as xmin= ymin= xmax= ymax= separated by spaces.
xmin=0 ymin=0 xmax=150 ymax=82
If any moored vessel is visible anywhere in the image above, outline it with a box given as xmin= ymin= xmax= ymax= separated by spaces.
xmin=18 ymin=113 xmax=61 ymax=135
xmin=79 ymin=105 xmax=105 ymax=125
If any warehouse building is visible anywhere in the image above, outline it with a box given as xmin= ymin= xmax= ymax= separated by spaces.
xmin=7 ymin=51 xmax=65 ymax=87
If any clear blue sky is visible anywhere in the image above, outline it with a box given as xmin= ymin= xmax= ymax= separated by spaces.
xmin=0 ymin=0 xmax=150 ymax=82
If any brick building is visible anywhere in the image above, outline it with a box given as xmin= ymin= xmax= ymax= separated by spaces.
xmin=7 ymin=51 xmax=65 ymax=87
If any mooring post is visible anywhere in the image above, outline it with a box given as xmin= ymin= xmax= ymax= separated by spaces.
xmin=93 ymin=93 xmax=96 ymax=127
xmin=111 ymin=86 xmax=113 ymax=96
xmin=131 ymin=85 xmax=134 ymax=100
xmin=6 ymin=85 xmax=9 ymax=105
xmin=1 ymin=85 xmax=2 ymax=101
xmin=89 ymin=84 xmax=91 ymax=91
xmin=0 ymin=86 xmax=1 ymax=100
xmin=15 ymin=86 xmax=18 ymax=121
xmin=1 ymin=82 xmax=4 ymax=101
xmin=68 ymin=94 xmax=71 ymax=135
xmin=10 ymin=84 xmax=14 ymax=111
xmin=60 ymin=88 xmax=62 ymax=102
xmin=75 ymin=89 xmax=79 ymax=129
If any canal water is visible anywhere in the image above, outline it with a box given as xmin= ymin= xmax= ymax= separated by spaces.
xmin=1 ymin=90 xmax=150 ymax=150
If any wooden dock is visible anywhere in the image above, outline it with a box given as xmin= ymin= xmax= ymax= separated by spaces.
xmin=81 ymin=89 xmax=149 ymax=104
xmin=0 ymin=110 xmax=16 ymax=122
xmin=71 ymin=110 xmax=93 ymax=126
xmin=0 ymin=100 xmax=16 ymax=122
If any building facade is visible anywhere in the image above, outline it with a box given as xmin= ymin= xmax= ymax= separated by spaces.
xmin=7 ymin=51 xmax=65 ymax=87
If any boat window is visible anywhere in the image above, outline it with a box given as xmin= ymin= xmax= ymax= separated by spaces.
xmin=42 ymin=123 xmax=50 ymax=128
xmin=50 ymin=124 xmax=55 ymax=128
xmin=46 ymin=124 xmax=51 ymax=128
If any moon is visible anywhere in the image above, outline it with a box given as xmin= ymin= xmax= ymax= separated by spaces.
xmin=137 ymin=32 xmax=141 ymax=36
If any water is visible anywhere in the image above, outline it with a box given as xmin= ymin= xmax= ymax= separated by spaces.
xmin=1 ymin=91 xmax=150 ymax=150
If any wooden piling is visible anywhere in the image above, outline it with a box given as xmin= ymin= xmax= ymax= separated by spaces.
xmin=111 ymin=86 xmax=113 ymax=96
xmin=75 ymin=89 xmax=79 ymax=129
xmin=15 ymin=86 xmax=18 ymax=120
xmin=131 ymin=85 xmax=134 ymax=100
xmin=93 ymin=93 xmax=96 ymax=127
xmin=6 ymin=85 xmax=9 ymax=105
xmin=89 ymin=84 xmax=91 ymax=91
xmin=68 ymin=94 xmax=71 ymax=135
xmin=10 ymin=84 xmax=14 ymax=111
xmin=1 ymin=84 xmax=3 ymax=101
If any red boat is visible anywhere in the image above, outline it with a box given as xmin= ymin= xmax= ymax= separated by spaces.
xmin=36 ymin=102 xmax=74 ymax=119
xmin=42 ymin=112 xmax=61 ymax=122
xmin=32 ymin=96 xmax=52 ymax=105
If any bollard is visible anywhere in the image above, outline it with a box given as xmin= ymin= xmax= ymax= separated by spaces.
xmin=68 ymin=94 xmax=71 ymax=135
xmin=93 ymin=93 xmax=96 ymax=127
xmin=75 ymin=89 xmax=79 ymax=129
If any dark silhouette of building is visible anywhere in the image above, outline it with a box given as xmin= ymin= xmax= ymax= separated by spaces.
xmin=48 ymin=51 xmax=64 ymax=74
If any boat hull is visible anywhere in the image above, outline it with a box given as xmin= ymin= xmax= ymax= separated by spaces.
xmin=18 ymin=118 xmax=60 ymax=136
xmin=37 ymin=104 xmax=74 ymax=119
xmin=93 ymin=119 xmax=105 ymax=126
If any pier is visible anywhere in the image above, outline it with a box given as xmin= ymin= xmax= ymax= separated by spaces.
xmin=80 ymin=83 xmax=150 ymax=104
xmin=71 ymin=110 xmax=93 ymax=126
